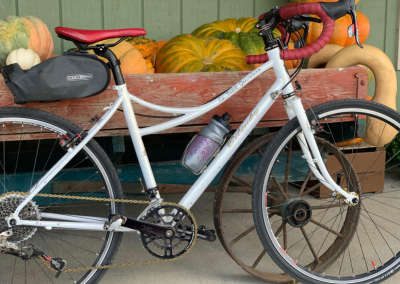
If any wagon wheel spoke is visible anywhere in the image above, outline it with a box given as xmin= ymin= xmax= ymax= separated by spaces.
xmin=266 ymin=192 xmax=278 ymax=202
xmin=284 ymin=141 xmax=293 ymax=194
xmin=228 ymin=225 xmax=256 ymax=247
xmin=300 ymin=169 xmax=345 ymax=197
xmin=300 ymin=227 xmax=321 ymax=265
xmin=271 ymin=172 xmax=289 ymax=200
xmin=297 ymin=169 xmax=313 ymax=197
xmin=283 ymin=223 xmax=288 ymax=250
xmin=252 ymin=249 xmax=267 ymax=269
xmin=232 ymin=175 xmax=253 ymax=189
xmin=311 ymin=203 xmax=346 ymax=210
xmin=222 ymin=209 xmax=252 ymax=213
xmin=275 ymin=220 xmax=287 ymax=238
xmin=310 ymin=219 xmax=343 ymax=238
xmin=257 ymin=149 xmax=263 ymax=158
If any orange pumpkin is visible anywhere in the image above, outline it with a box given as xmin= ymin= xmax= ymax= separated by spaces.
xmin=0 ymin=15 xmax=54 ymax=66
xmin=305 ymin=11 xmax=369 ymax=47
xmin=89 ymin=39 xmax=154 ymax=74
xmin=126 ymin=37 xmax=168 ymax=62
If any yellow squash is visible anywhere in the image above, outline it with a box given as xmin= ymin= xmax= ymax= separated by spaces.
xmin=155 ymin=35 xmax=254 ymax=73
xmin=326 ymin=44 xmax=397 ymax=146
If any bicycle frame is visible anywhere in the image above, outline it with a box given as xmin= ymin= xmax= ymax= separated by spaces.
xmin=10 ymin=47 xmax=355 ymax=232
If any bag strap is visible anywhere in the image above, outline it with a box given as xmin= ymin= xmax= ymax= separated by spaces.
xmin=1 ymin=64 xmax=16 ymax=83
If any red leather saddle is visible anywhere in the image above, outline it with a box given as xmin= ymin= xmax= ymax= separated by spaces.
xmin=55 ymin=27 xmax=146 ymax=44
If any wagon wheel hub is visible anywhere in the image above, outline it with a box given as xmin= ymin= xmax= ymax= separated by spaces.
xmin=283 ymin=199 xmax=312 ymax=228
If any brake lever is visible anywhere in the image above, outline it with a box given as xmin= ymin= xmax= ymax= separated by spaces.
xmin=347 ymin=8 xmax=363 ymax=48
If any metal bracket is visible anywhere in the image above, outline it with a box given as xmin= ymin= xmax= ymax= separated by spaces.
xmin=270 ymin=90 xmax=282 ymax=100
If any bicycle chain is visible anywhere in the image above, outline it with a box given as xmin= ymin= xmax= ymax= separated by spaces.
xmin=0 ymin=191 xmax=198 ymax=275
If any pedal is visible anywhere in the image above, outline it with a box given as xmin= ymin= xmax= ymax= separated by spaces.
xmin=197 ymin=225 xmax=216 ymax=242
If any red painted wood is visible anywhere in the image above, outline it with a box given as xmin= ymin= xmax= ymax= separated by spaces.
xmin=0 ymin=67 xmax=367 ymax=140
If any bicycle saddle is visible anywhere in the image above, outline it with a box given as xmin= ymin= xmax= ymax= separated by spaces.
xmin=55 ymin=27 xmax=146 ymax=44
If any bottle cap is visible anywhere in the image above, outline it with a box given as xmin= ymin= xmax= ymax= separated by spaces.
xmin=212 ymin=112 xmax=232 ymax=131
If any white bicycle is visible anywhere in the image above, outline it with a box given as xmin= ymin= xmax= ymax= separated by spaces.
xmin=1 ymin=0 xmax=400 ymax=283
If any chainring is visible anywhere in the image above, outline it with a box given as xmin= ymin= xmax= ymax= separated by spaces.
xmin=0 ymin=194 xmax=40 ymax=242
xmin=140 ymin=204 xmax=195 ymax=259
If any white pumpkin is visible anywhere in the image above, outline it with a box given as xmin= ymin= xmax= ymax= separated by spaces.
xmin=6 ymin=48 xmax=41 ymax=70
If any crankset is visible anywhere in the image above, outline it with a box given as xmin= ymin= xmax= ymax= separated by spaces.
xmin=140 ymin=204 xmax=196 ymax=259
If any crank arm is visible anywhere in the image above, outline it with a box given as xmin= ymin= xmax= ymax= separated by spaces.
xmin=112 ymin=215 xmax=176 ymax=239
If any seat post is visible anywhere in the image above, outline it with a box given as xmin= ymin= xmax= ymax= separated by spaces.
xmin=95 ymin=48 xmax=125 ymax=86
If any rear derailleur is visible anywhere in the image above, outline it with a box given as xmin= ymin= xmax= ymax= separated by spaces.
xmin=1 ymin=230 xmax=67 ymax=278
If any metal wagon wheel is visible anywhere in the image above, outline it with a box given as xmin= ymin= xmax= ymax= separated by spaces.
xmin=213 ymin=133 xmax=360 ymax=283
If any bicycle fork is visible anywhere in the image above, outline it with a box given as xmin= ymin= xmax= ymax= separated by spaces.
xmin=284 ymin=95 xmax=359 ymax=206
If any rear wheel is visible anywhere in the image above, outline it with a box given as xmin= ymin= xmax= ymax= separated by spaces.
xmin=253 ymin=100 xmax=400 ymax=284
xmin=0 ymin=107 xmax=124 ymax=284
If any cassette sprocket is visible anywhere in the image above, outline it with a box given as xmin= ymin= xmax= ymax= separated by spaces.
xmin=0 ymin=194 xmax=40 ymax=242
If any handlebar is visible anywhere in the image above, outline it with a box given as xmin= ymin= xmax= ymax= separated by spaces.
xmin=247 ymin=3 xmax=334 ymax=64
xmin=247 ymin=0 xmax=358 ymax=65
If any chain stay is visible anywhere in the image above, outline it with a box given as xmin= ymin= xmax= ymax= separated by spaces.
xmin=1 ymin=191 xmax=198 ymax=274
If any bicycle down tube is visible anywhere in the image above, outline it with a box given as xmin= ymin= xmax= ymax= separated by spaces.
xmin=11 ymin=47 xmax=354 ymax=231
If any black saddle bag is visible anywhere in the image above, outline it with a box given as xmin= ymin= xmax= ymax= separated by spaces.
xmin=2 ymin=51 xmax=111 ymax=104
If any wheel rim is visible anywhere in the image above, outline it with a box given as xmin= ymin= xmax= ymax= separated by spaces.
xmin=0 ymin=115 xmax=120 ymax=283
xmin=215 ymin=133 xmax=294 ymax=283
xmin=260 ymin=105 xmax=400 ymax=283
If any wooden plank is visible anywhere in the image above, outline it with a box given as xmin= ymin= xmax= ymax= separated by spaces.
xmin=61 ymin=0 xmax=103 ymax=52
xmin=104 ymin=0 xmax=143 ymax=30
xmin=143 ymin=0 xmax=181 ymax=41
xmin=18 ymin=0 xmax=62 ymax=55
xmin=182 ymin=0 xmax=218 ymax=34
xmin=219 ymin=0 xmax=254 ymax=19
xmin=0 ymin=0 xmax=16 ymax=18
xmin=0 ymin=67 xmax=368 ymax=138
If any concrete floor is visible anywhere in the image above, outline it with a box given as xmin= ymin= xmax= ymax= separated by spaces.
xmin=3 ymin=177 xmax=400 ymax=284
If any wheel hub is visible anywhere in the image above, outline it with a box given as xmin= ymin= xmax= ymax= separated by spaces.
xmin=284 ymin=199 xmax=312 ymax=228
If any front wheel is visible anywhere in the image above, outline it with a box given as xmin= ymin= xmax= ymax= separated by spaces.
xmin=253 ymin=99 xmax=400 ymax=284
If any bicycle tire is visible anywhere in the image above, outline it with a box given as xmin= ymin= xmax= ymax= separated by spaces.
xmin=252 ymin=99 xmax=400 ymax=284
xmin=0 ymin=107 xmax=124 ymax=284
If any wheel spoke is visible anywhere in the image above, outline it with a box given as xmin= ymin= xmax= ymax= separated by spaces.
xmin=232 ymin=175 xmax=253 ymax=189
xmin=300 ymin=227 xmax=321 ymax=265
xmin=252 ymin=249 xmax=267 ymax=269
xmin=222 ymin=209 xmax=252 ymax=213
xmin=228 ymin=225 xmax=255 ymax=247
xmin=311 ymin=203 xmax=345 ymax=210
xmin=275 ymin=220 xmax=287 ymax=238
xmin=283 ymin=223 xmax=288 ymax=250
xmin=297 ymin=169 xmax=312 ymax=197
xmin=310 ymin=218 xmax=343 ymax=238
xmin=300 ymin=169 xmax=345 ymax=197
xmin=271 ymin=172 xmax=289 ymax=200
xmin=284 ymin=141 xmax=292 ymax=194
